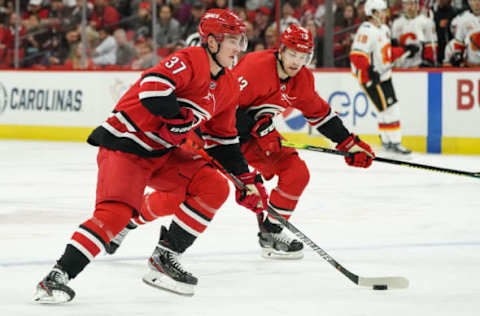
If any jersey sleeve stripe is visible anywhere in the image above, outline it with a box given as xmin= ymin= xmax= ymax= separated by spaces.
xmin=140 ymin=76 xmax=176 ymax=89
xmin=305 ymin=108 xmax=337 ymax=128
xmin=177 ymin=97 xmax=212 ymax=120
xmin=139 ymin=89 xmax=174 ymax=99
xmin=141 ymin=73 xmax=176 ymax=87
xmin=110 ymin=111 xmax=138 ymax=132
xmin=101 ymin=121 xmax=155 ymax=151
xmin=246 ymin=104 xmax=284 ymax=120
xmin=350 ymin=50 xmax=371 ymax=61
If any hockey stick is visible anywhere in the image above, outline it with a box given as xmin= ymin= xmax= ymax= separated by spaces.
xmin=182 ymin=139 xmax=409 ymax=289
xmin=282 ymin=140 xmax=480 ymax=179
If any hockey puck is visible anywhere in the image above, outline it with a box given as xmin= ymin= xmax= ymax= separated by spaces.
xmin=373 ymin=285 xmax=388 ymax=290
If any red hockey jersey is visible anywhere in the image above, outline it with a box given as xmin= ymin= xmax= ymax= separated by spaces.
xmin=88 ymin=46 xmax=240 ymax=157
xmin=234 ymin=50 xmax=334 ymax=128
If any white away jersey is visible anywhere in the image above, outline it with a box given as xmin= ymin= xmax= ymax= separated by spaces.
xmin=455 ymin=12 xmax=480 ymax=66
xmin=391 ymin=14 xmax=437 ymax=68
xmin=351 ymin=22 xmax=393 ymax=81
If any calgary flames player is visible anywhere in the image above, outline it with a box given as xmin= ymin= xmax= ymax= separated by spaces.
xmin=33 ymin=9 xmax=267 ymax=302
xmin=451 ymin=0 xmax=480 ymax=67
xmin=104 ymin=24 xmax=375 ymax=261
xmin=391 ymin=0 xmax=438 ymax=68
xmin=350 ymin=0 xmax=415 ymax=155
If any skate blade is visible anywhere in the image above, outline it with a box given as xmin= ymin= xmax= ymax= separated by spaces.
xmin=143 ymin=270 xmax=195 ymax=296
xmin=33 ymin=288 xmax=72 ymax=304
xmin=261 ymin=248 xmax=304 ymax=260
xmin=380 ymin=150 xmax=413 ymax=161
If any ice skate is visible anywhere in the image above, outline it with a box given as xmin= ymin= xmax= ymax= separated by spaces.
xmin=34 ymin=265 xmax=75 ymax=304
xmin=258 ymin=218 xmax=304 ymax=260
xmin=105 ymin=221 xmax=137 ymax=254
xmin=382 ymin=142 xmax=412 ymax=159
xmin=142 ymin=226 xmax=197 ymax=296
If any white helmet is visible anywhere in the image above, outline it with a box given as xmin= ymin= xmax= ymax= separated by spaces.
xmin=365 ymin=0 xmax=387 ymax=16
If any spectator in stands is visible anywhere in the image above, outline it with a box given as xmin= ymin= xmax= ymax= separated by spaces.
xmin=171 ymin=0 xmax=191 ymax=25
xmin=253 ymin=6 xmax=270 ymax=40
xmin=0 ymin=11 xmax=27 ymax=66
xmin=212 ymin=0 xmax=228 ymax=9
xmin=246 ymin=0 xmax=274 ymax=11
xmin=113 ymin=28 xmax=136 ymax=66
xmin=434 ymin=0 xmax=457 ymax=64
xmin=233 ymin=6 xmax=248 ymax=21
xmin=182 ymin=0 xmax=204 ymax=39
xmin=356 ymin=0 xmax=367 ymax=22
xmin=272 ymin=1 xmax=300 ymax=33
xmin=92 ymin=26 xmax=117 ymax=65
xmin=155 ymin=4 xmax=181 ymax=49
xmin=64 ymin=42 xmax=95 ymax=69
xmin=129 ymin=1 xmax=153 ymax=41
xmin=389 ymin=0 xmax=403 ymax=21
xmin=264 ymin=24 xmax=277 ymax=48
xmin=45 ymin=0 xmax=74 ymax=32
xmin=304 ymin=17 xmax=323 ymax=67
xmin=129 ymin=37 xmax=155 ymax=69
xmin=0 ymin=0 xmax=13 ymax=24
xmin=64 ymin=28 xmax=80 ymax=58
xmin=333 ymin=0 xmax=346 ymax=27
xmin=68 ymin=0 xmax=93 ymax=31
xmin=90 ymin=0 xmax=120 ymax=30
xmin=22 ymin=0 xmax=49 ymax=21
xmin=252 ymin=39 xmax=265 ymax=51
xmin=342 ymin=3 xmax=359 ymax=27
xmin=244 ymin=20 xmax=256 ymax=48
xmin=314 ymin=0 xmax=325 ymax=26
xmin=44 ymin=30 xmax=70 ymax=66
xmin=23 ymin=14 xmax=51 ymax=67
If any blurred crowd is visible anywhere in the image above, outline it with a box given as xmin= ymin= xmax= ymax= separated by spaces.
xmin=0 ymin=0 xmax=474 ymax=69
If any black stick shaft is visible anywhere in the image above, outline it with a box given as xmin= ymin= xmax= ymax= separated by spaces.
xmin=282 ymin=141 xmax=480 ymax=179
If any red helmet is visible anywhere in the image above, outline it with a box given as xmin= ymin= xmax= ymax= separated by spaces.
xmin=280 ymin=24 xmax=314 ymax=54
xmin=198 ymin=9 xmax=247 ymax=50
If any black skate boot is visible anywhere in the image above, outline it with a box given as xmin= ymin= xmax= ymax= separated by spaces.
xmin=34 ymin=264 xmax=75 ymax=304
xmin=105 ymin=221 xmax=138 ymax=254
xmin=142 ymin=226 xmax=198 ymax=296
xmin=258 ymin=218 xmax=304 ymax=260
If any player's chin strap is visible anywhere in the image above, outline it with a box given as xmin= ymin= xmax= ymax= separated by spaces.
xmin=202 ymin=35 xmax=224 ymax=69
xmin=276 ymin=48 xmax=290 ymax=79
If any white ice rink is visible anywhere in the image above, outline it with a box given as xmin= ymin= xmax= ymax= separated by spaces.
xmin=1 ymin=140 xmax=479 ymax=316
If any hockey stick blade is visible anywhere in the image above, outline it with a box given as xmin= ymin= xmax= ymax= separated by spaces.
xmin=358 ymin=276 xmax=409 ymax=289
xmin=282 ymin=140 xmax=480 ymax=179
xmin=265 ymin=206 xmax=409 ymax=289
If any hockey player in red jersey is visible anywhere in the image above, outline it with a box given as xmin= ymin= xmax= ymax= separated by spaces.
xmin=106 ymin=24 xmax=376 ymax=261
xmin=233 ymin=24 xmax=375 ymax=259
xmin=34 ymin=9 xmax=268 ymax=302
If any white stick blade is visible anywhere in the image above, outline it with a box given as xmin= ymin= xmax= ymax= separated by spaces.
xmin=358 ymin=276 xmax=409 ymax=289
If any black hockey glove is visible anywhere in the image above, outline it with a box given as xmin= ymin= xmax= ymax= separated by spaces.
xmin=450 ymin=52 xmax=463 ymax=67
xmin=367 ymin=65 xmax=380 ymax=85
xmin=403 ymin=44 xmax=420 ymax=59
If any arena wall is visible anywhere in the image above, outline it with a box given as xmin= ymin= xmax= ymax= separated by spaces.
xmin=0 ymin=69 xmax=478 ymax=154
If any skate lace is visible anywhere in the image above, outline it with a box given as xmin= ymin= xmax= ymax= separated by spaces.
xmin=166 ymin=252 xmax=191 ymax=276
xmin=49 ymin=268 xmax=68 ymax=285
xmin=272 ymin=231 xmax=293 ymax=246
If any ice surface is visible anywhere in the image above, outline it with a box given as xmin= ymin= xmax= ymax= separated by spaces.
xmin=1 ymin=140 xmax=479 ymax=316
